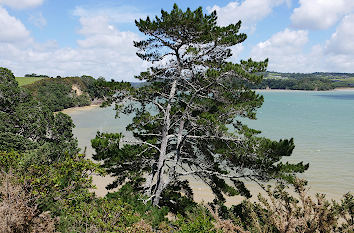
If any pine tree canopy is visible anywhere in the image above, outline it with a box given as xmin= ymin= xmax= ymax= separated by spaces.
xmin=91 ymin=4 xmax=308 ymax=207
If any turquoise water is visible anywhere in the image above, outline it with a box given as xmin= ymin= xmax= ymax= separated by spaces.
xmin=246 ymin=90 xmax=354 ymax=197
xmin=67 ymin=90 xmax=354 ymax=199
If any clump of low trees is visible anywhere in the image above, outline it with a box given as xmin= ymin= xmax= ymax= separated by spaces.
xmin=22 ymin=75 xmax=115 ymax=112
xmin=23 ymin=76 xmax=91 ymax=112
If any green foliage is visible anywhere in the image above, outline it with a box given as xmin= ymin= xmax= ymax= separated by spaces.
xmin=0 ymin=151 xmax=21 ymax=172
xmin=0 ymin=150 xmax=102 ymax=212
xmin=0 ymin=149 xmax=108 ymax=232
xmin=0 ymin=171 xmax=58 ymax=233
xmin=0 ymin=67 xmax=79 ymax=156
xmin=107 ymin=184 xmax=169 ymax=228
xmin=332 ymin=77 xmax=354 ymax=88
xmin=80 ymin=76 xmax=118 ymax=100
xmin=160 ymin=180 xmax=197 ymax=215
xmin=58 ymin=196 xmax=140 ymax=232
xmin=23 ymin=76 xmax=89 ymax=111
xmin=22 ymin=75 xmax=126 ymax=111
xmin=0 ymin=68 xmax=104 ymax=231
xmin=174 ymin=207 xmax=216 ymax=233
xmin=91 ymin=132 xmax=155 ymax=190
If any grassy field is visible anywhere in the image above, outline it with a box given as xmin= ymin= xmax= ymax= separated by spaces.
xmin=15 ymin=77 xmax=45 ymax=86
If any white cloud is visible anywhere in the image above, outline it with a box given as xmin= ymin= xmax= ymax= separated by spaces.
xmin=251 ymin=28 xmax=308 ymax=57
xmin=29 ymin=12 xmax=46 ymax=28
xmin=77 ymin=16 xmax=114 ymax=36
xmin=251 ymin=15 xmax=354 ymax=73
xmin=207 ymin=0 xmax=288 ymax=30
xmin=0 ymin=8 xmax=145 ymax=81
xmin=73 ymin=15 xmax=145 ymax=81
xmin=322 ymin=14 xmax=354 ymax=71
xmin=230 ymin=44 xmax=244 ymax=59
xmin=324 ymin=14 xmax=354 ymax=55
xmin=73 ymin=5 xmax=147 ymax=24
xmin=291 ymin=0 xmax=354 ymax=30
xmin=250 ymin=28 xmax=312 ymax=71
xmin=0 ymin=6 xmax=30 ymax=43
xmin=0 ymin=0 xmax=44 ymax=9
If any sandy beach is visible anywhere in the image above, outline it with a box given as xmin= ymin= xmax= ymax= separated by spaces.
xmin=60 ymin=104 xmax=101 ymax=114
xmin=334 ymin=87 xmax=354 ymax=91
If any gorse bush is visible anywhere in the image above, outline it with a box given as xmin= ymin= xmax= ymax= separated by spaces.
xmin=0 ymin=171 xmax=57 ymax=233
xmin=226 ymin=179 xmax=354 ymax=233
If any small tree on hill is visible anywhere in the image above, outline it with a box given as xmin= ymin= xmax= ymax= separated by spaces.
xmin=92 ymin=4 xmax=308 ymax=206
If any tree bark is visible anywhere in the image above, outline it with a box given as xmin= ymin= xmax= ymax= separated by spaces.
xmin=152 ymin=79 xmax=177 ymax=205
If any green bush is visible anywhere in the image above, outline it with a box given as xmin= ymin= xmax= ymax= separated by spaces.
xmin=174 ymin=207 xmax=216 ymax=233
xmin=107 ymin=184 xmax=169 ymax=228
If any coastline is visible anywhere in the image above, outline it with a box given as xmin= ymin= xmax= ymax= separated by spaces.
xmin=334 ymin=87 xmax=354 ymax=91
xmin=59 ymin=88 xmax=354 ymax=115
xmin=254 ymin=87 xmax=354 ymax=92
xmin=60 ymin=103 xmax=101 ymax=114
xmin=59 ymin=99 xmax=104 ymax=114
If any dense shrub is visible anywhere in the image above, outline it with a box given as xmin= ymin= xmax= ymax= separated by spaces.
xmin=23 ymin=77 xmax=91 ymax=111
xmin=0 ymin=67 xmax=78 ymax=155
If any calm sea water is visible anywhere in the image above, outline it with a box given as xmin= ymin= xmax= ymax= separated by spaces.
xmin=67 ymin=90 xmax=354 ymax=199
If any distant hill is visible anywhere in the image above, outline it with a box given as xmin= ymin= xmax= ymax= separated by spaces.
xmin=264 ymin=71 xmax=354 ymax=88
xmin=21 ymin=76 xmax=107 ymax=111
xmin=16 ymin=71 xmax=354 ymax=99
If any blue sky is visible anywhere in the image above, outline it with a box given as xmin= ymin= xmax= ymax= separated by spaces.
xmin=1 ymin=0 xmax=354 ymax=81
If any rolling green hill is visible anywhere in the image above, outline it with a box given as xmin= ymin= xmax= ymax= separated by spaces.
xmin=15 ymin=77 xmax=45 ymax=86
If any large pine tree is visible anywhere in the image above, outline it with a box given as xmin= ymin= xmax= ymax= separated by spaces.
xmin=92 ymin=4 xmax=308 ymax=206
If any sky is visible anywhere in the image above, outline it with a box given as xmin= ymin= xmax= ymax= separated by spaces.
xmin=1 ymin=0 xmax=354 ymax=81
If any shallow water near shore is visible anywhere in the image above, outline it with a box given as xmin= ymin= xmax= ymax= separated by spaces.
xmin=67 ymin=90 xmax=354 ymax=203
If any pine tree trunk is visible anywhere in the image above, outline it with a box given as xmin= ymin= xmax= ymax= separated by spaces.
xmin=152 ymin=79 xmax=177 ymax=205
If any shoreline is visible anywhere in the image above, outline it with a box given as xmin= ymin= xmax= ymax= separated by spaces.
xmin=59 ymin=87 xmax=354 ymax=114
xmin=59 ymin=98 xmax=104 ymax=114
xmin=333 ymin=87 xmax=354 ymax=91
xmin=254 ymin=87 xmax=354 ymax=92
xmin=60 ymin=104 xmax=101 ymax=114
